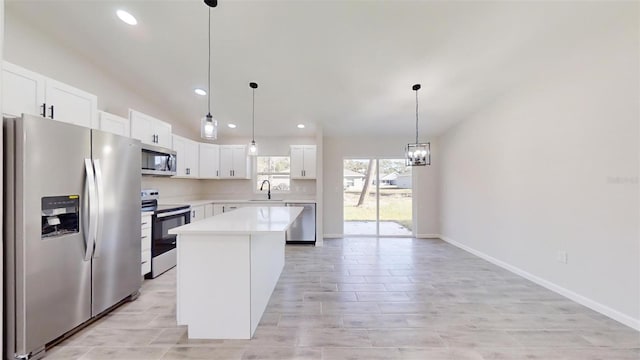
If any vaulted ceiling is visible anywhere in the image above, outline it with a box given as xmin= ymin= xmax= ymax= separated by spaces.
xmin=5 ymin=1 xmax=615 ymax=138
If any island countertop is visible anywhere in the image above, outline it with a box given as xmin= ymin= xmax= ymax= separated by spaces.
xmin=169 ymin=206 xmax=303 ymax=236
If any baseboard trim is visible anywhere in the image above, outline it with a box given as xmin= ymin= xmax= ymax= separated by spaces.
xmin=440 ymin=235 xmax=640 ymax=331
xmin=323 ymin=234 xmax=343 ymax=239
xmin=416 ymin=233 xmax=441 ymax=239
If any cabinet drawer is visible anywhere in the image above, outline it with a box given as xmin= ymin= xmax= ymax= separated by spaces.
xmin=141 ymin=216 xmax=152 ymax=230
xmin=141 ymin=228 xmax=152 ymax=251
xmin=141 ymin=249 xmax=151 ymax=275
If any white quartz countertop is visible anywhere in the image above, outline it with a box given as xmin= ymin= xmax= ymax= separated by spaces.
xmin=159 ymin=198 xmax=316 ymax=206
xmin=169 ymin=206 xmax=303 ymax=236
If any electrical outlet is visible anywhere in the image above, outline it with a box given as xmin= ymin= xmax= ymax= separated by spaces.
xmin=557 ymin=251 xmax=568 ymax=264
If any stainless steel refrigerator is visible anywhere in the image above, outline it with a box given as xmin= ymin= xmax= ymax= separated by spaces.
xmin=3 ymin=114 xmax=142 ymax=360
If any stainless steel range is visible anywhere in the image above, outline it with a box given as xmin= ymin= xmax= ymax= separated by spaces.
xmin=141 ymin=189 xmax=190 ymax=278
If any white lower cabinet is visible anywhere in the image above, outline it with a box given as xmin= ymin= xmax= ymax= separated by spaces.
xmin=213 ymin=204 xmax=224 ymax=216
xmin=141 ymin=214 xmax=152 ymax=276
xmin=190 ymin=205 xmax=205 ymax=222
xmin=204 ymin=204 xmax=214 ymax=218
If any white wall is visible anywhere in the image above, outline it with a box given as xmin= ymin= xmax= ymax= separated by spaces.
xmin=323 ymin=136 xmax=439 ymax=237
xmin=438 ymin=3 xmax=639 ymax=329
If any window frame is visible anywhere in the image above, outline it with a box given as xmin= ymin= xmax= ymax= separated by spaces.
xmin=253 ymin=155 xmax=292 ymax=194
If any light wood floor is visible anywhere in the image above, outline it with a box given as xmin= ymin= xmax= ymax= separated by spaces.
xmin=47 ymin=238 xmax=639 ymax=359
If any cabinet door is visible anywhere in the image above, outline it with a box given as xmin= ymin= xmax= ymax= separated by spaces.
xmin=204 ymin=204 xmax=214 ymax=218
xmin=199 ymin=143 xmax=220 ymax=178
xmin=2 ymin=61 xmax=46 ymax=118
xmin=219 ymin=146 xmax=234 ymax=178
xmin=185 ymin=140 xmax=199 ymax=178
xmin=290 ymin=146 xmax=305 ymax=179
xmin=98 ymin=111 xmax=130 ymax=137
xmin=154 ymin=119 xmax=172 ymax=149
xmin=130 ymin=109 xmax=172 ymax=147
xmin=172 ymin=135 xmax=188 ymax=177
xmin=231 ymin=145 xmax=249 ymax=178
xmin=191 ymin=205 xmax=205 ymax=222
xmin=213 ymin=204 xmax=224 ymax=216
xmin=130 ymin=109 xmax=155 ymax=145
xmin=302 ymin=146 xmax=317 ymax=179
xmin=45 ymin=78 xmax=98 ymax=128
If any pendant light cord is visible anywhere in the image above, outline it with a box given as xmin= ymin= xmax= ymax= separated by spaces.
xmin=252 ymin=88 xmax=256 ymax=141
xmin=415 ymin=88 xmax=419 ymax=144
xmin=207 ymin=8 xmax=211 ymax=115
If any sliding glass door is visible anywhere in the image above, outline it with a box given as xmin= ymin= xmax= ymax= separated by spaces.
xmin=343 ymin=158 xmax=412 ymax=236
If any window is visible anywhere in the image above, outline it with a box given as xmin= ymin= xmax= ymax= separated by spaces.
xmin=256 ymin=156 xmax=290 ymax=192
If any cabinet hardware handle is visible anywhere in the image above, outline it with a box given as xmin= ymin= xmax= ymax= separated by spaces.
xmin=141 ymin=222 xmax=148 ymax=226
xmin=216 ymin=170 xmax=219 ymax=177
xmin=141 ymin=235 xmax=148 ymax=239
xmin=141 ymin=261 xmax=148 ymax=264
xmin=41 ymin=103 xmax=46 ymax=117
xmin=49 ymin=105 xmax=54 ymax=119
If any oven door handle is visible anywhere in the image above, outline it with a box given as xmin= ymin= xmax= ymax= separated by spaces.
xmin=156 ymin=208 xmax=191 ymax=218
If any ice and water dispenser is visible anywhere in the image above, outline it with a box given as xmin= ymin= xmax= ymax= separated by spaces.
xmin=41 ymin=196 xmax=80 ymax=238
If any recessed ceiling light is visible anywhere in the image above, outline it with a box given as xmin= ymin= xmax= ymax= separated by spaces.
xmin=194 ymin=88 xmax=207 ymax=96
xmin=116 ymin=10 xmax=137 ymax=26
xmin=297 ymin=124 xmax=305 ymax=129
xmin=228 ymin=123 xmax=237 ymax=128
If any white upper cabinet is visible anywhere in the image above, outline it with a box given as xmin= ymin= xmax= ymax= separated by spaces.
xmin=172 ymin=135 xmax=199 ymax=178
xmin=3 ymin=61 xmax=98 ymax=128
xmin=129 ymin=109 xmax=172 ymax=148
xmin=199 ymin=143 xmax=220 ymax=179
xmin=219 ymin=145 xmax=250 ymax=179
xmin=98 ymin=111 xmax=130 ymax=137
xmin=2 ymin=62 xmax=45 ymax=118
xmin=290 ymin=145 xmax=316 ymax=179
xmin=45 ymin=78 xmax=98 ymax=128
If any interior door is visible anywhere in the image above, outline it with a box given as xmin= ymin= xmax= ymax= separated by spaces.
xmin=16 ymin=115 xmax=92 ymax=354
xmin=91 ymin=130 xmax=142 ymax=315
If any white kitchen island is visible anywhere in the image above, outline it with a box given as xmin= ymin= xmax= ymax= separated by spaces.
xmin=169 ymin=206 xmax=303 ymax=339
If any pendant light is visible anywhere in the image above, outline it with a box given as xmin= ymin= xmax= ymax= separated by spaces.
xmin=405 ymin=84 xmax=431 ymax=166
xmin=201 ymin=1 xmax=218 ymax=140
xmin=248 ymin=82 xmax=258 ymax=156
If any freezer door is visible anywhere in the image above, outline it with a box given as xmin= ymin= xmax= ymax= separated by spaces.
xmin=6 ymin=115 xmax=92 ymax=356
xmin=91 ymin=130 xmax=142 ymax=315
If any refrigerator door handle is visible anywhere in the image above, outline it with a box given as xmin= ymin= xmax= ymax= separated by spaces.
xmin=93 ymin=159 xmax=105 ymax=258
xmin=84 ymin=159 xmax=98 ymax=261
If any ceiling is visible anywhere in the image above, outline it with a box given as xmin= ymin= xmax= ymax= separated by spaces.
xmin=5 ymin=1 xmax=613 ymax=138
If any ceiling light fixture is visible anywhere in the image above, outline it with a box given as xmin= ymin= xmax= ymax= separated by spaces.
xmin=248 ymin=82 xmax=259 ymax=156
xmin=194 ymin=88 xmax=207 ymax=96
xmin=201 ymin=1 xmax=218 ymax=140
xmin=116 ymin=10 xmax=137 ymax=26
xmin=228 ymin=123 xmax=237 ymax=129
xmin=405 ymin=84 xmax=431 ymax=166
xmin=297 ymin=124 xmax=305 ymax=129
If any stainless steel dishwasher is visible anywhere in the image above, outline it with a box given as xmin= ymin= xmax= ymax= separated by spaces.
xmin=285 ymin=203 xmax=316 ymax=244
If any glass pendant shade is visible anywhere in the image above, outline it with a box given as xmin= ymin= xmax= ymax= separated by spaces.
xmin=405 ymin=142 xmax=430 ymax=166
xmin=201 ymin=113 xmax=218 ymax=140
xmin=249 ymin=139 xmax=257 ymax=156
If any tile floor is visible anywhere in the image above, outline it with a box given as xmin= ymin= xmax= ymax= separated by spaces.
xmin=47 ymin=238 xmax=639 ymax=359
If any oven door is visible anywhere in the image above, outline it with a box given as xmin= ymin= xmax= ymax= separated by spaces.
xmin=152 ymin=208 xmax=190 ymax=257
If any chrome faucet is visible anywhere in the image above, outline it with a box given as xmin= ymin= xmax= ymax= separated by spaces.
xmin=260 ymin=180 xmax=271 ymax=200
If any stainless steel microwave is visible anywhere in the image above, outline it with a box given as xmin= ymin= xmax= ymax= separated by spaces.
xmin=141 ymin=143 xmax=177 ymax=176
